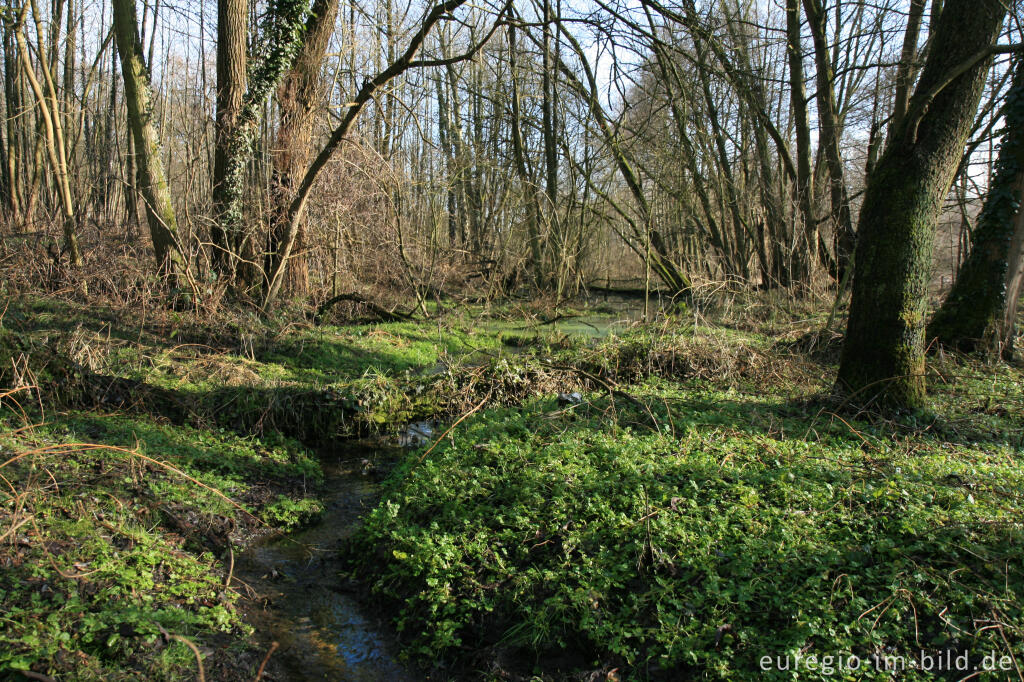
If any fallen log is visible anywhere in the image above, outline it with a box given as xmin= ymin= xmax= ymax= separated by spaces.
xmin=314 ymin=293 xmax=415 ymax=324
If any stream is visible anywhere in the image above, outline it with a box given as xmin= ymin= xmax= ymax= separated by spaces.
xmin=232 ymin=303 xmax=646 ymax=678
xmin=235 ymin=445 xmax=417 ymax=681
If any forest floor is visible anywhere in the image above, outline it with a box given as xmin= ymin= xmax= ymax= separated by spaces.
xmin=0 ymin=292 xmax=1022 ymax=680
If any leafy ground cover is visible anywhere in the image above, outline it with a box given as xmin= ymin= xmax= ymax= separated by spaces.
xmin=348 ymin=330 xmax=1024 ymax=680
xmin=3 ymin=291 xmax=1022 ymax=680
xmin=0 ymin=294 xmax=602 ymax=679
xmin=0 ymin=401 xmax=322 ymax=679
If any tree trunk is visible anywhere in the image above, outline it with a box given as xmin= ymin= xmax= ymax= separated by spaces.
xmin=13 ymin=2 xmax=82 ymax=266
xmin=0 ymin=112 xmax=10 ymax=220
xmin=891 ymin=0 xmax=926 ymax=132
xmin=541 ymin=0 xmax=558 ymax=286
xmin=263 ymin=0 xmax=473 ymax=307
xmin=927 ymin=57 xmax=1024 ymax=358
xmin=264 ymin=0 xmax=339 ymax=298
xmin=2 ymin=27 xmax=23 ymax=221
xmin=836 ymin=0 xmax=1007 ymax=408
xmin=213 ymin=0 xmax=309 ymax=290
xmin=211 ymin=0 xmax=248 ymax=275
xmin=111 ymin=0 xmax=186 ymax=288
xmin=786 ymin=0 xmax=815 ymax=282
xmin=507 ymin=21 xmax=544 ymax=288
xmin=803 ymin=0 xmax=853 ymax=279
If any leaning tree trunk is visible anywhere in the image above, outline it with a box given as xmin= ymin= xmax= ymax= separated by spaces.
xmin=927 ymin=56 xmax=1024 ymax=358
xmin=836 ymin=0 xmax=1007 ymax=409
xmin=13 ymin=2 xmax=82 ymax=267
xmin=112 ymin=0 xmax=187 ymax=289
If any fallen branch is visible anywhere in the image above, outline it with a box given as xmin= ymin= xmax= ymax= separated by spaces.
xmin=314 ymin=293 xmax=415 ymax=324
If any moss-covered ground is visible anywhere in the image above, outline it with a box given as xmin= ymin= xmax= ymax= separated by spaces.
xmin=2 ymin=292 xmax=1022 ymax=680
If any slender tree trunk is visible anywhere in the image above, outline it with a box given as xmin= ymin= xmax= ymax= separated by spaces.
xmin=2 ymin=27 xmax=22 ymax=221
xmin=559 ymin=26 xmax=691 ymax=295
xmin=891 ymin=0 xmax=926 ymax=132
xmin=507 ymin=22 xmax=544 ymax=288
xmin=836 ymin=0 xmax=1007 ymax=408
xmin=927 ymin=57 xmax=1024 ymax=358
xmin=803 ymin=0 xmax=853 ymax=279
xmin=434 ymin=72 xmax=460 ymax=248
xmin=13 ymin=2 xmax=82 ymax=266
xmin=541 ymin=0 xmax=558 ymax=287
xmin=694 ymin=38 xmax=751 ymax=281
xmin=112 ymin=0 xmax=186 ymax=288
xmin=0 ymin=48 xmax=10 ymax=221
xmin=786 ymin=0 xmax=815 ymax=282
xmin=640 ymin=5 xmax=732 ymax=275
xmin=62 ymin=0 xmax=77 ymax=206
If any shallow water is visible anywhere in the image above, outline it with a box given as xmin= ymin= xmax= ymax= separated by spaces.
xmin=236 ymin=448 xmax=415 ymax=681
xmin=486 ymin=297 xmax=651 ymax=342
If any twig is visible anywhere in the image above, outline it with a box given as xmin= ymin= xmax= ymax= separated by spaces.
xmin=225 ymin=546 xmax=235 ymax=588
xmin=416 ymin=391 xmax=492 ymax=465
xmin=253 ymin=641 xmax=279 ymax=681
xmin=170 ymin=634 xmax=206 ymax=682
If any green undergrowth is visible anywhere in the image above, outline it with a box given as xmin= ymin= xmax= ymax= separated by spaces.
xmin=5 ymin=293 xmax=1023 ymax=680
xmin=0 ymin=405 xmax=321 ymax=680
xmin=1 ymin=296 xmax=521 ymax=442
xmin=349 ymin=363 xmax=1024 ymax=679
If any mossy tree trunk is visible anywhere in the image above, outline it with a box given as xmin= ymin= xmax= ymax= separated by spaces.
xmin=111 ymin=0 xmax=186 ymax=289
xmin=836 ymin=0 xmax=1007 ymax=409
xmin=927 ymin=56 xmax=1024 ymax=358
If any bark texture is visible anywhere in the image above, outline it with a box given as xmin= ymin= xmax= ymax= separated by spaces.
xmin=836 ymin=0 xmax=1007 ymax=408
xmin=210 ymin=0 xmax=248 ymax=274
xmin=265 ymin=0 xmax=339 ymax=297
xmin=112 ymin=0 xmax=186 ymax=288
xmin=927 ymin=57 xmax=1024 ymax=357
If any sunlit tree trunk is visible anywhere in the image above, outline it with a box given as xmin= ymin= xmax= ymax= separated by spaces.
xmin=13 ymin=1 xmax=82 ymax=266
xmin=837 ymin=0 xmax=1007 ymax=408
xmin=803 ymin=0 xmax=853 ymax=278
xmin=112 ymin=0 xmax=186 ymax=288
xmin=211 ymin=0 xmax=248 ymax=275
xmin=265 ymin=0 xmax=339 ymax=297
xmin=786 ymin=0 xmax=815 ymax=282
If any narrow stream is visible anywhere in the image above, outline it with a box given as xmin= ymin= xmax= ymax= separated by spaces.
xmin=235 ymin=445 xmax=416 ymax=681
xmin=231 ymin=304 xmax=647 ymax=678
